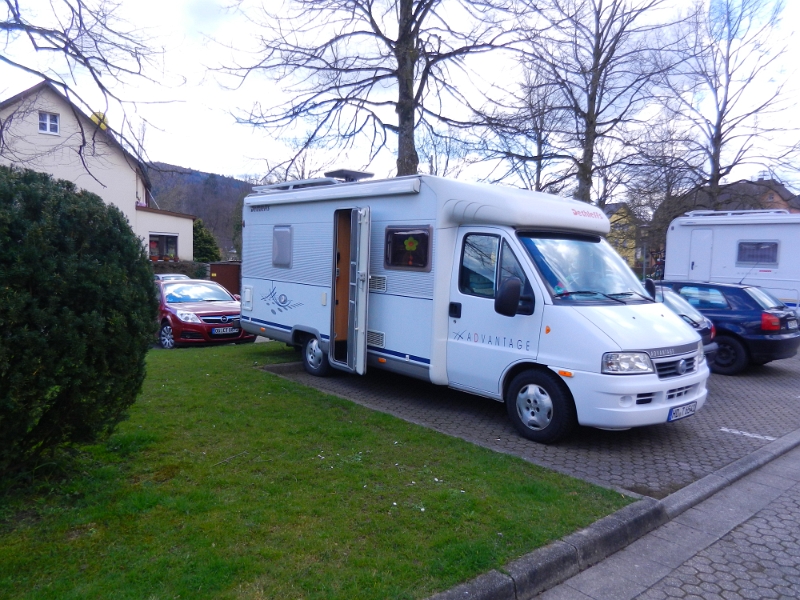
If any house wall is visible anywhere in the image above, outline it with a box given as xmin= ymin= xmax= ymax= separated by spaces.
xmin=135 ymin=207 xmax=194 ymax=261
xmin=0 ymin=85 xmax=194 ymax=260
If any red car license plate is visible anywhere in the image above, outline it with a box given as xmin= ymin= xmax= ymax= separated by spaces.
xmin=668 ymin=402 xmax=696 ymax=422
xmin=212 ymin=326 xmax=239 ymax=334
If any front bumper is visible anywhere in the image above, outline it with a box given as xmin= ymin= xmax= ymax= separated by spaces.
xmin=553 ymin=363 xmax=709 ymax=430
xmin=173 ymin=320 xmax=255 ymax=345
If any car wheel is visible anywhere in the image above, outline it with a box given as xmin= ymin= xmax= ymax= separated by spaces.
xmin=159 ymin=323 xmax=176 ymax=350
xmin=710 ymin=335 xmax=749 ymax=375
xmin=505 ymin=370 xmax=576 ymax=444
xmin=302 ymin=336 xmax=331 ymax=377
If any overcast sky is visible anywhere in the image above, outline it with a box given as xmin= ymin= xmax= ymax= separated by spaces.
xmin=1 ymin=0 xmax=798 ymax=184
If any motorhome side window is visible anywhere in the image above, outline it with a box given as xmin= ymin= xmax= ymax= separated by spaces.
xmin=459 ymin=234 xmax=499 ymax=297
xmin=385 ymin=226 xmax=432 ymax=271
xmin=272 ymin=226 xmax=292 ymax=268
xmin=736 ymin=241 xmax=778 ymax=266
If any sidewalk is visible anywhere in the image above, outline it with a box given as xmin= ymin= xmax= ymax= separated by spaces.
xmin=539 ymin=441 xmax=800 ymax=599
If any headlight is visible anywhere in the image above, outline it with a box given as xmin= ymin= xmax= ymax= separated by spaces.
xmin=697 ymin=340 xmax=705 ymax=364
xmin=176 ymin=310 xmax=202 ymax=324
xmin=602 ymin=352 xmax=654 ymax=374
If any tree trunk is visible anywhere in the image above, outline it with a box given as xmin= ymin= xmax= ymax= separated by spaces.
xmin=575 ymin=131 xmax=595 ymax=203
xmin=395 ymin=0 xmax=419 ymax=176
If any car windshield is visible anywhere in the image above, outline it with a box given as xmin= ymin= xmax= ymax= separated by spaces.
xmin=518 ymin=233 xmax=647 ymax=302
xmin=744 ymin=286 xmax=785 ymax=310
xmin=657 ymin=287 xmax=705 ymax=326
xmin=164 ymin=282 xmax=232 ymax=303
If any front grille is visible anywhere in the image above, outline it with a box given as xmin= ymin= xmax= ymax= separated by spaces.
xmin=201 ymin=315 xmax=241 ymax=326
xmin=636 ymin=392 xmax=655 ymax=405
xmin=655 ymin=356 xmax=697 ymax=379
xmin=667 ymin=385 xmax=694 ymax=401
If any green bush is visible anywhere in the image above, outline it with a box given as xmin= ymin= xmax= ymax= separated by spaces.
xmin=0 ymin=166 xmax=158 ymax=474
xmin=193 ymin=219 xmax=221 ymax=263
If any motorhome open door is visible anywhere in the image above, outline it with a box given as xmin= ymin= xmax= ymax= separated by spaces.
xmin=331 ymin=207 xmax=371 ymax=374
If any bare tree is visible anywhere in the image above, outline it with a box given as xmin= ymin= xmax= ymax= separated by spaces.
xmin=478 ymin=65 xmax=572 ymax=192
xmin=657 ymin=0 xmax=788 ymax=207
xmin=416 ymin=123 xmax=472 ymax=178
xmin=223 ymin=0 xmax=512 ymax=176
xmin=1 ymin=0 xmax=159 ymax=165
xmin=513 ymin=0 xmax=670 ymax=203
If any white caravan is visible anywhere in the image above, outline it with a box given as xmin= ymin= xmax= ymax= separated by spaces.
xmin=664 ymin=210 xmax=800 ymax=316
xmin=240 ymin=175 xmax=708 ymax=443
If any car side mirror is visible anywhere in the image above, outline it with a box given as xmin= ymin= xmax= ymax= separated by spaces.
xmin=233 ymin=294 xmax=241 ymax=301
xmin=644 ymin=278 xmax=656 ymax=300
xmin=495 ymin=277 xmax=522 ymax=317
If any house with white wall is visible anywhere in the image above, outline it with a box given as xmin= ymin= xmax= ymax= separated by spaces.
xmin=0 ymin=81 xmax=195 ymax=261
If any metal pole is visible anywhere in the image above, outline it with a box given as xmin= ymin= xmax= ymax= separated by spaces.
xmin=641 ymin=229 xmax=648 ymax=280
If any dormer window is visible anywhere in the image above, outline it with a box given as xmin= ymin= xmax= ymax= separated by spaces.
xmin=38 ymin=112 xmax=59 ymax=135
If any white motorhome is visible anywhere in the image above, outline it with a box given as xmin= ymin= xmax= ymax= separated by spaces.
xmin=664 ymin=210 xmax=800 ymax=316
xmin=240 ymin=175 xmax=708 ymax=443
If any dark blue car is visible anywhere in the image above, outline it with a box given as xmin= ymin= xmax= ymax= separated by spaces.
xmin=659 ymin=281 xmax=800 ymax=375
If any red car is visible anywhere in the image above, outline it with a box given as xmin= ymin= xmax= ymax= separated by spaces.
xmin=156 ymin=279 xmax=256 ymax=349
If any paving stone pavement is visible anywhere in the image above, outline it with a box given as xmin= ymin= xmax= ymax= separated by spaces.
xmin=264 ymin=353 xmax=800 ymax=497
xmin=537 ymin=442 xmax=800 ymax=600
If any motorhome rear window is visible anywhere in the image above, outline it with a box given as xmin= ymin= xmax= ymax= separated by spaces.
xmin=385 ymin=226 xmax=432 ymax=271
xmin=736 ymin=241 xmax=778 ymax=266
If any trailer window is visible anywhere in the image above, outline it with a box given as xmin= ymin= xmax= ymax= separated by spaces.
xmin=272 ymin=226 xmax=292 ymax=268
xmin=736 ymin=241 xmax=778 ymax=266
xmin=459 ymin=234 xmax=499 ymax=298
xmin=385 ymin=226 xmax=432 ymax=271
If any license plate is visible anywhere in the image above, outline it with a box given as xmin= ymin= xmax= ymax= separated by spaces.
xmin=788 ymin=319 xmax=798 ymax=330
xmin=668 ymin=402 xmax=697 ymax=422
xmin=212 ymin=326 xmax=239 ymax=334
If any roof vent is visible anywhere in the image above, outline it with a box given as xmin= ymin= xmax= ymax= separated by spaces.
xmin=324 ymin=169 xmax=374 ymax=182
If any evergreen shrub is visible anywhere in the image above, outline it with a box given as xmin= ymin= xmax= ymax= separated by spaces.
xmin=0 ymin=167 xmax=157 ymax=474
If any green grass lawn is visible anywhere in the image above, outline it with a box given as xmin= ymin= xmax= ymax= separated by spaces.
xmin=0 ymin=342 xmax=631 ymax=599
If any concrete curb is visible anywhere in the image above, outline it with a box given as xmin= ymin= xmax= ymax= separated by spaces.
xmin=427 ymin=428 xmax=800 ymax=600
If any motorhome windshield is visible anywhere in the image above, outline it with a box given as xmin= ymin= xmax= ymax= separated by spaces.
xmin=519 ymin=233 xmax=648 ymax=303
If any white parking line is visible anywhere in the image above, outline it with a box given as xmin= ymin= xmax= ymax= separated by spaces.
xmin=720 ymin=427 xmax=777 ymax=441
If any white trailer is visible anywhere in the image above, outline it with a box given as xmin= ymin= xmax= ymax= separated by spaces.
xmin=664 ymin=210 xmax=800 ymax=316
xmin=241 ymin=175 xmax=708 ymax=443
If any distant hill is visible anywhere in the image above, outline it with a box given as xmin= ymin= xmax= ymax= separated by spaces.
xmin=146 ymin=162 xmax=253 ymax=257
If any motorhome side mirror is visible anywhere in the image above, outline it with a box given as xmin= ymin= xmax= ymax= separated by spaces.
xmin=644 ymin=278 xmax=656 ymax=300
xmin=495 ymin=277 xmax=522 ymax=317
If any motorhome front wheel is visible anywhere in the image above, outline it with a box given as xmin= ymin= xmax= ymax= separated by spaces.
xmin=302 ymin=337 xmax=331 ymax=377
xmin=505 ymin=370 xmax=576 ymax=444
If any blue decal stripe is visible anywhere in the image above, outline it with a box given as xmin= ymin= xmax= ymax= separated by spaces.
xmin=368 ymin=346 xmax=431 ymax=365
xmin=246 ymin=316 xmax=292 ymax=331
xmin=243 ymin=315 xmax=330 ymax=339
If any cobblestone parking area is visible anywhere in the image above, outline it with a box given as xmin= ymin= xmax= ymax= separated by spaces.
xmin=265 ymin=354 xmax=800 ymax=497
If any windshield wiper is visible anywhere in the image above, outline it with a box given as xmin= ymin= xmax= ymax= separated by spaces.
xmin=679 ymin=314 xmax=700 ymax=327
xmin=608 ymin=291 xmax=655 ymax=303
xmin=554 ymin=290 xmax=626 ymax=304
